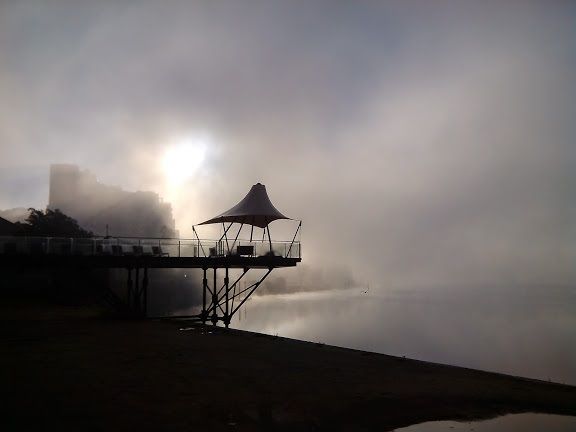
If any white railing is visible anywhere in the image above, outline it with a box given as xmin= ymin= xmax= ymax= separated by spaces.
xmin=0 ymin=236 xmax=301 ymax=259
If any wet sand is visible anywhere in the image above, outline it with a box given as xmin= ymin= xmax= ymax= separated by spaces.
xmin=1 ymin=303 xmax=575 ymax=431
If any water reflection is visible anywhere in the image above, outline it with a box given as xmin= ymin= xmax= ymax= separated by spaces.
xmin=228 ymin=288 xmax=576 ymax=385
xmin=397 ymin=413 xmax=576 ymax=431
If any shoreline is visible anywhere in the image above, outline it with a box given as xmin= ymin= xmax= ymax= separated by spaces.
xmin=2 ymin=303 xmax=575 ymax=431
xmin=172 ymin=318 xmax=574 ymax=390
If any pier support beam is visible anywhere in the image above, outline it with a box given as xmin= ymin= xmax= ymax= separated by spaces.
xmin=211 ymin=268 xmax=218 ymax=325
xmin=142 ymin=267 xmax=148 ymax=317
xmin=201 ymin=267 xmax=208 ymax=324
xmin=121 ymin=266 xmax=149 ymax=318
xmin=127 ymin=267 xmax=133 ymax=307
xmin=134 ymin=267 xmax=140 ymax=316
xmin=224 ymin=267 xmax=230 ymax=328
xmin=191 ymin=267 xmax=273 ymax=327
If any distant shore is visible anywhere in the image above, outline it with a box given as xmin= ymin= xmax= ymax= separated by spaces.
xmin=2 ymin=301 xmax=575 ymax=431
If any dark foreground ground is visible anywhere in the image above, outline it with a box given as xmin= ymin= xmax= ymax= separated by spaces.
xmin=2 ymin=302 xmax=575 ymax=431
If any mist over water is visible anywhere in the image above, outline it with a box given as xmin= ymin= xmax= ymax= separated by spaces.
xmin=227 ymin=285 xmax=576 ymax=386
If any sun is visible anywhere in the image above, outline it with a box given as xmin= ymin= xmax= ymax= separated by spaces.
xmin=162 ymin=137 xmax=207 ymax=185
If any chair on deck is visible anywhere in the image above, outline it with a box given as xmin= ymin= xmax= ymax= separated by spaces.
xmin=121 ymin=245 xmax=134 ymax=255
xmin=152 ymin=246 xmax=168 ymax=257
xmin=237 ymin=245 xmax=254 ymax=257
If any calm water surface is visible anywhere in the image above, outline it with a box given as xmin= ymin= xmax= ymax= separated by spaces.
xmin=184 ymin=287 xmax=576 ymax=431
xmin=396 ymin=413 xmax=576 ymax=431
xmin=229 ymin=288 xmax=576 ymax=385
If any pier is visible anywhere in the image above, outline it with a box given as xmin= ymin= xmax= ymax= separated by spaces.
xmin=0 ymin=183 xmax=302 ymax=326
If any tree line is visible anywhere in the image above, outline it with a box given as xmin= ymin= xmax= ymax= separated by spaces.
xmin=14 ymin=209 xmax=93 ymax=237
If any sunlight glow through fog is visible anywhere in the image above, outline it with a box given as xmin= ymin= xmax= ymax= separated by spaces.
xmin=162 ymin=136 xmax=207 ymax=186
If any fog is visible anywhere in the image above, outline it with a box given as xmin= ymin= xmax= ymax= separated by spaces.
xmin=1 ymin=1 xmax=575 ymax=378
xmin=1 ymin=1 xmax=574 ymax=287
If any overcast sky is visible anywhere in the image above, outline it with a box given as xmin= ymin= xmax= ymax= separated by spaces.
xmin=1 ymin=0 xmax=574 ymax=289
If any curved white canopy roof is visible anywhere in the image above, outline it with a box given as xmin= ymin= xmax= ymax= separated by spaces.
xmin=198 ymin=183 xmax=290 ymax=228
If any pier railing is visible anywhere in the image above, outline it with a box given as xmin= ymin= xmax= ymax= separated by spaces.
xmin=0 ymin=235 xmax=301 ymax=259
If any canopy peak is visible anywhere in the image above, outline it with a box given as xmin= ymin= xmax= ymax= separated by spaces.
xmin=197 ymin=183 xmax=290 ymax=228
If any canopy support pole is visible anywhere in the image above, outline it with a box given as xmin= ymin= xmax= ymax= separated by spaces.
xmin=192 ymin=226 xmax=206 ymax=257
xmin=287 ymin=221 xmax=302 ymax=258
xmin=265 ymin=217 xmax=272 ymax=254
xmin=267 ymin=224 xmax=273 ymax=254
xmin=231 ymin=223 xmax=243 ymax=252
xmin=219 ymin=222 xmax=233 ymax=256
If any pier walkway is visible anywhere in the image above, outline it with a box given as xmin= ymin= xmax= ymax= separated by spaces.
xmin=0 ymin=235 xmax=301 ymax=324
xmin=0 ymin=235 xmax=301 ymax=269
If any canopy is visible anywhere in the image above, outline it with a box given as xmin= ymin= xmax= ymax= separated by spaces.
xmin=198 ymin=183 xmax=290 ymax=228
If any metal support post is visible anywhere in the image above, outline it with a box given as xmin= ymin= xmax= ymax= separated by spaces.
xmin=202 ymin=267 xmax=207 ymax=324
xmin=127 ymin=267 xmax=133 ymax=309
xmin=211 ymin=268 xmax=218 ymax=325
xmin=142 ymin=267 xmax=148 ymax=317
xmin=134 ymin=267 xmax=140 ymax=315
xmin=224 ymin=267 xmax=230 ymax=327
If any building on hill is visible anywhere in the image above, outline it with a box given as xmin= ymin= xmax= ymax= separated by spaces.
xmin=48 ymin=164 xmax=176 ymax=238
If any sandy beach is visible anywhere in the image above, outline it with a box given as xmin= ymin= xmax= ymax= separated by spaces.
xmin=1 ymin=302 xmax=575 ymax=431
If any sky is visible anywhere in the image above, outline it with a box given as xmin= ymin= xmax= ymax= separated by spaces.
xmin=1 ymin=0 xmax=575 ymax=290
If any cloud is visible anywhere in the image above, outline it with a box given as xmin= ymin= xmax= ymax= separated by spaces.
xmin=0 ymin=0 xmax=574 ymax=288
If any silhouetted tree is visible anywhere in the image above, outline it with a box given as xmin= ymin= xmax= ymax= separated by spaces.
xmin=15 ymin=208 xmax=93 ymax=237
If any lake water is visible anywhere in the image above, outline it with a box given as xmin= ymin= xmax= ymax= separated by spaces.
xmin=181 ymin=285 xmax=576 ymax=430
xmin=396 ymin=413 xmax=576 ymax=431
xmin=229 ymin=288 xmax=576 ymax=385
